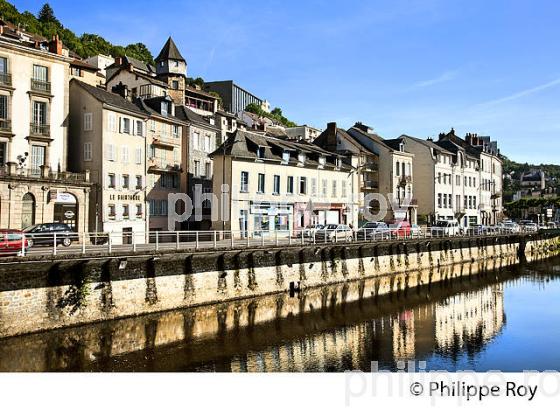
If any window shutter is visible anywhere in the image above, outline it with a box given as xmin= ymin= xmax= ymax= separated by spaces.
xmin=119 ymin=118 xmax=123 ymax=133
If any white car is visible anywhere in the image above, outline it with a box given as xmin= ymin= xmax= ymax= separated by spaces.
xmin=314 ymin=224 xmax=354 ymax=242
xmin=430 ymin=220 xmax=461 ymax=237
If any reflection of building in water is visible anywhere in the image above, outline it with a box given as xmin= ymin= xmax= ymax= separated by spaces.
xmin=434 ymin=284 xmax=505 ymax=356
xmin=392 ymin=312 xmax=416 ymax=360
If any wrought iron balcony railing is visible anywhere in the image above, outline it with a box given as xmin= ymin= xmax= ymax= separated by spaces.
xmin=0 ymin=72 xmax=12 ymax=86
xmin=30 ymin=123 xmax=50 ymax=137
xmin=31 ymin=79 xmax=51 ymax=93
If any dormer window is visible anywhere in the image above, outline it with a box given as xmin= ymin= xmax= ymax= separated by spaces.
xmin=399 ymin=142 xmax=405 ymax=152
xmin=335 ymin=158 xmax=342 ymax=169
xmin=282 ymin=151 xmax=290 ymax=164
xmin=161 ymin=102 xmax=168 ymax=116
xmin=318 ymin=156 xmax=326 ymax=168
xmin=257 ymin=146 xmax=265 ymax=160
xmin=298 ymin=153 xmax=306 ymax=165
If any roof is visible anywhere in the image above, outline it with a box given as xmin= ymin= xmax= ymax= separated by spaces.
xmin=399 ymin=134 xmax=452 ymax=154
xmin=70 ymin=59 xmax=99 ymax=71
xmin=175 ymin=106 xmax=219 ymax=130
xmin=155 ymin=37 xmax=186 ymax=62
xmin=135 ymin=97 xmax=185 ymax=124
xmin=210 ymin=129 xmax=351 ymax=171
xmin=71 ymin=79 xmax=147 ymax=117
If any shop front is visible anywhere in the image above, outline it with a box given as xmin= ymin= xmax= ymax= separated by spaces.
xmin=302 ymin=202 xmax=347 ymax=227
xmin=250 ymin=201 xmax=293 ymax=237
xmin=50 ymin=191 xmax=79 ymax=231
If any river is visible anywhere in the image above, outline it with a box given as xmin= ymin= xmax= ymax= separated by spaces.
xmin=1 ymin=256 xmax=559 ymax=372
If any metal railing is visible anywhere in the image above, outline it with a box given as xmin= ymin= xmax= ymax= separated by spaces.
xmin=1 ymin=224 xmax=547 ymax=259
xmin=0 ymin=72 xmax=11 ymax=86
xmin=0 ymin=118 xmax=11 ymax=132
xmin=30 ymin=79 xmax=51 ymax=93
xmin=30 ymin=123 xmax=50 ymax=136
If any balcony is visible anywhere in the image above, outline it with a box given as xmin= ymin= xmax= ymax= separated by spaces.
xmin=0 ymin=73 xmax=12 ymax=87
xmin=0 ymin=164 xmax=89 ymax=182
xmin=30 ymin=79 xmax=51 ymax=94
xmin=0 ymin=119 xmax=11 ymax=133
xmin=152 ymin=136 xmax=178 ymax=149
xmin=362 ymin=162 xmax=379 ymax=172
xmin=362 ymin=180 xmax=379 ymax=190
xmin=30 ymin=123 xmax=50 ymax=137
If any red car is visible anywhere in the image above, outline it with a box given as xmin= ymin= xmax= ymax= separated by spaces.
xmin=0 ymin=230 xmax=30 ymax=256
xmin=389 ymin=220 xmax=412 ymax=238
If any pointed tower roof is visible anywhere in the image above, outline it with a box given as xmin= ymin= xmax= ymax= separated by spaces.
xmin=155 ymin=37 xmax=186 ymax=62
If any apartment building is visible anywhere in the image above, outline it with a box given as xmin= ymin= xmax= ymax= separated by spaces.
xmin=204 ymin=80 xmax=265 ymax=114
xmin=135 ymin=95 xmax=186 ymax=232
xmin=397 ymin=135 xmax=480 ymax=226
xmin=284 ymin=125 xmax=321 ymax=142
xmin=211 ymin=129 xmax=358 ymax=237
xmin=0 ymin=24 xmax=91 ymax=231
xmin=347 ymin=123 xmax=417 ymax=224
xmin=69 ymin=80 xmax=148 ymax=243
xmin=314 ymin=122 xmax=379 ymax=226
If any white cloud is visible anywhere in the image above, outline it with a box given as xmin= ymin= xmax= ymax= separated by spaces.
xmin=414 ymin=69 xmax=459 ymax=88
xmin=477 ymin=77 xmax=560 ymax=106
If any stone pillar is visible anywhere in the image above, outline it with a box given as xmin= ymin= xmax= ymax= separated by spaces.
xmin=40 ymin=164 xmax=50 ymax=179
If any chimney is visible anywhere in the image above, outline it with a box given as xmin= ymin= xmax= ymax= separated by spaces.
xmin=353 ymin=122 xmax=372 ymax=133
xmin=48 ymin=35 xmax=63 ymax=55
xmin=112 ymin=82 xmax=130 ymax=100
xmin=327 ymin=122 xmax=337 ymax=135
xmin=115 ymin=56 xmax=123 ymax=66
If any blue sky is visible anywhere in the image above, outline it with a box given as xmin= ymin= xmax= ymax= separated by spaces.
xmin=13 ymin=0 xmax=560 ymax=163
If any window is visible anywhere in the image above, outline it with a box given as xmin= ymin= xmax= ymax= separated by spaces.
xmin=0 ymin=95 xmax=7 ymax=122
xmin=205 ymin=162 xmax=211 ymax=178
xmin=456 ymin=195 xmax=461 ymax=209
xmin=443 ymin=194 xmax=448 ymax=209
xmin=120 ymin=118 xmax=131 ymax=134
xmin=173 ymin=125 xmax=179 ymax=138
xmin=311 ymin=178 xmax=317 ymax=196
xmin=258 ymin=173 xmax=265 ymax=193
xmin=0 ymin=57 xmax=7 ymax=75
xmin=322 ymin=179 xmax=327 ymax=197
xmin=161 ymin=102 xmax=168 ymax=116
xmin=121 ymin=146 xmax=129 ymax=164
xmin=282 ymin=151 xmax=290 ymax=164
xmin=273 ymin=175 xmax=280 ymax=195
xmin=70 ymin=67 xmax=82 ymax=77
xmin=32 ymin=64 xmax=48 ymax=82
xmin=83 ymin=142 xmax=92 ymax=161
xmin=438 ymin=172 xmax=442 ymax=184
xmin=438 ymin=193 xmax=442 ymax=208
xmin=456 ymin=175 xmax=461 ymax=185
xmin=194 ymin=160 xmax=200 ymax=177
xmin=122 ymin=174 xmax=130 ymax=189
xmin=106 ymin=144 xmax=116 ymax=161
xmin=136 ymin=204 xmax=143 ymax=216
xmin=299 ymin=177 xmax=307 ymax=195
xmin=298 ymin=153 xmax=306 ymax=165
xmin=107 ymin=173 xmax=116 ymax=188
xmin=108 ymin=204 xmax=116 ymax=219
xmin=32 ymin=101 xmax=47 ymax=126
xmin=108 ymin=113 xmax=117 ymax=132
xmin=396 ymin=161 xmax=400 ymax=176
xmin=135 ymin=148 xmax=142 ymax=164
xmin=30 ymin=145 xmax=45 ymax=175
xmin=193 ymin=131 xmax=200 ymax=150
xmin=83 ymin=113 xmax=92 ymax=131
xmin=0 ymin=141 xmax=6 ymax=166
xmin=342 ymin=181 xmax=347 ymax=197
xmin=172 ymin=80 xmax=179 ymax=90
xmin=204 ymin=135 xmax=211 ymax=152
xmin=449 ymin=194 xmax=453 ymax=209
xmin=287 ymin=176 xmax=294 ymax=194
xmin=332 ymin=180 xmax=337 ymax=197
xmin=464 ymin=195 xmax=468 ymax=209
xmin=136 ymin=175 xmax=142 ymax=190
xmin=319 ymin=156 xmax=326 ymax=167
xmin=257 ymin=146 xmax=265 ymax=159
xmin=473 ymin=196 xmax=477 ymax=209
xmin=136 ymin=120 xmax=143 ymax=136
xmin=240 ymin=171 xmax=249 ymax=192
xmin=122 ymin=204 xmax=129 ymax=219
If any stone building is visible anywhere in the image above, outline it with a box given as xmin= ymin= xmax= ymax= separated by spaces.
xmin=69 ymin=80 xmax=149 ymax=243
xmin=314 ymin=122 xmax=379 ymax=226
xmin=0 ymin=22 xmax=91 ymax=232
xmin=211 ymin=129 xmax=358 ymax=237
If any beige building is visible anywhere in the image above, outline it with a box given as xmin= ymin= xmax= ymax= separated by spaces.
xmin=0 ymin=24 xmax=91 ymax=232
xmin=69 ymin=80 xmax=149 ymax=243
xmin=347 ymin=123 xmax=417 ymax=224
xmin=211 ymin=129 xmax=358 ymax=237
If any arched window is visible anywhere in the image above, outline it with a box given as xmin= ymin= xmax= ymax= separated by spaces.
xmin=21 ymin=193 xmax=36 ymax=229
xmin=396 ymin=161 xmax=400 ymax=176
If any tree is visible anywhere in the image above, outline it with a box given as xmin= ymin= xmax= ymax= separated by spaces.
xmin=37 ymin=3 xmax=58 ymax=25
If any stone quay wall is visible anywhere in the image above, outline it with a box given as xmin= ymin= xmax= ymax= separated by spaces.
xmin=1 ymin=232 xmax=559 ymax=338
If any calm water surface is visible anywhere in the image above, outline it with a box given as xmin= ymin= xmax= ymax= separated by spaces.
xmin=1 ymin=257 xmax=560 ymax=372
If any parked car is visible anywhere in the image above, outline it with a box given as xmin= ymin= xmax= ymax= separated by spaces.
xmin=23 ymin=223 xmax=78 ymax=247
xmin=357 ymin=222 xmax=389 ymax=240
xmin=314 ymin=224 xmax=353 ymax=242
xmin=0 ymin=230 xmax=30 ymax=256
xmin=410 ymin=224 xmax=422 ymax=237
xmin=430 ymin=220 xmax=461 ymax=237
xmin=547 ymin=222 xmax=558 ymax=229
xmin=501 ymin=222 xmax=521 ymax=234
xmin=389 ymin=220 xmax=412 ymax=238
xmin=297 ymin=224 xmax=325 ymax=239
xmin=522 ymin=223 xmax=538 ymax=233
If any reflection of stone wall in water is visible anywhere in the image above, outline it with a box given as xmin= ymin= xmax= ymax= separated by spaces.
xmin=0 ymin=256 xmax=523 ymax=371
xmin=0 ymin=235 xmax=559 ymax=339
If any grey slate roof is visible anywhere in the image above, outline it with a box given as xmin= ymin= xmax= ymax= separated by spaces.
xmin=156 ymin=37 xmax=186 ymax=62
xmin=175 ymin=106 xmax=219 ymax=131
xmin=399 ymin=134 xmax=452 ymax=154
xmin=72 ymin=79 xmax=147 ymax=117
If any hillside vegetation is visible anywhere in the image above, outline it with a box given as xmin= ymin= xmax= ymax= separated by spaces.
xmin=0 ymin=1 xmax=154 ymax=64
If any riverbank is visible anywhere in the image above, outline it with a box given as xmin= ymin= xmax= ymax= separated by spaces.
xmin=1 ymin=232 xmax=559 ymax=338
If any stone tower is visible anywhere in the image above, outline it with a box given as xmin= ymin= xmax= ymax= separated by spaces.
xmin=155 ymin=37 xmax=187 ymax=104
